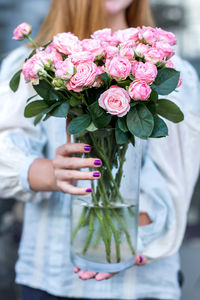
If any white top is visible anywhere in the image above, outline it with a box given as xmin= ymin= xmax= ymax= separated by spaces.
xmin=0 ymin=46 xmax=199 ymax=299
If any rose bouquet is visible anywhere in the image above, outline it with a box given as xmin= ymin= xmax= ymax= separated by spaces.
xmin=10 ymin=23 xmax=183 ymax=272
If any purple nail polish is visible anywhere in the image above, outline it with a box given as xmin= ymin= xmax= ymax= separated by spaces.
xmin=84 ymin=145 xmax=91 ymax=151
xmin=139 ymin=256 xmax=143 ymax=264
xmin=94 ymin=160 xmax=102 ymax=166
xmin=86 ymin=188 xmax=92 ymax=193
xmin=93 ymin=172 xmax=100 ymax=178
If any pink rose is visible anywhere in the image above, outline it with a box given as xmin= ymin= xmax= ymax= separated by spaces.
xmin=156 ymin=28 xmax=177 ymax=46
xmin=165 ymin=60 xmax=174 ymax=68
xmin=131 ymin=61 xmax=139 ymax=76
xmin=177 ymin=76 xmax=182 ymax=88
xmin=13 ymin=22 xmax=32 ymax=40
xmin=134 ymin=43 xmax=150 ymax=58
xmin=153 ymin=41 xmax=174 ymax=59
xmin=129 ymin=80 xmax=151 ymax=101
xmin=33 ymin=50 xmax=53 ymax=67
xmin=69 ymin=51 xmax=95 ymax=65
xmin=105 ymin=56 xmax=131 ymax=81
xmin=22 ymin=54 xmax=47 ymax=84
xmin=98 ymin=86 xmax=130 ymax=117
xmin=132 ymin=62 xmax=158 ymax=84
xmin=144 ymin=47 xmax=165 ymax=64
xmin=52 ymin=32 xmax=82 ymax=55
xmin=113 ymin=28 xmax=139 ymax=43
xmin=44 ymin=45 xmax=63 ymax=67
xmin=55 ymin=58 xmax=75 ymax=80
xmin=81 ymin=39 xmax=105 ymax=58
xmin=66 ymin=62 xmax=98 ymax=92
xmin=139 ymin=26 xmax=158 ymax=44
xmin=91 ymin=28 xmax=112 ymax=42
xmin=105 ymin=46 xmax=118 ymax=59
xmin=92 ymin=67 xmax=104 ymax=88
xmin=119 ymin=41 xmax=135 ymax=60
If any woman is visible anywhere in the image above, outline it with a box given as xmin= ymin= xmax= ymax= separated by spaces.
xmin=0 ymin=0 xmax=199 ymax=299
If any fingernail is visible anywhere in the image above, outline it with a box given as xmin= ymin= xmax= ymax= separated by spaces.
xmin=96 ymin=275 xmax=103 ymax=281
xmin=74 ymin=267 xmax=79 ymax=273
xmin=93 ymin=172 xmax=100 ymax=178
xmin=94 ymin=159 xmax=102 ymax=166
xmin=86 ymin=188 xmax=92 ymax=193
xmin=139 ymin=255 xmax=143 ymax=264
xmin=84 ymin=145 xmax=91 ymax=151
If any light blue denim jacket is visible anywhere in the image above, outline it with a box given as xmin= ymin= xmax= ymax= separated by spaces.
xmin=0 ymin=47 xmax=199 ymax=299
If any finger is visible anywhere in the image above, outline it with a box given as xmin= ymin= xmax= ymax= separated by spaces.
xmin=56 ymin=143 xmax=92 ymax=156
xmin=57 ymin=181 xmax=93 ymax=195
xmin=95 ymin=272 xmax=117 ymax=281
xmin=74 ymin=267 xmax=80 ymax=273
xmin=135 ymin=254 xmax=147 ymax=266
xmin=54 ymin=157 xmax=102 ymax=169
xmin=78 ymin=270 xmax=97 ymax=280
xmin=139 ymin=212 xmax=152 ymax=226
xmin=55 ymin=169 xmax=101 ymax=181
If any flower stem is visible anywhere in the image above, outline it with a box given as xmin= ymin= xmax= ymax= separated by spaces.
xmin=94 ymin=208 xmax=111 ymax=263
xmin=26 ymin=35 xmax=39 ymax=49
xmin=82 ymin=209 xmax=94 ymax=254
xmin=112 ymin=210 xmax=135 ymax=255
xmin=71 ymin=207 xmax=88 ymax=243
xmin=104 ymin=211 xmax=121 ymax=262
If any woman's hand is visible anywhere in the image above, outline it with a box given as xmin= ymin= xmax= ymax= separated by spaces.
xmin=74 ymin=212 xmax=151 ymax=281
xmin=52 ymin=143 xmax=102 ymax=194
xmin=28 ymin=143 xmax=102 ymax=193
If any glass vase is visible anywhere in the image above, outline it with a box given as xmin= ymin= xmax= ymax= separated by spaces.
xmin=70 ymin=129 xmax=141 ymax=273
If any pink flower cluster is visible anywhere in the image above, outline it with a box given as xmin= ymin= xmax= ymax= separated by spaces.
xmin=20 ymin=24 xmax=180 ymax=117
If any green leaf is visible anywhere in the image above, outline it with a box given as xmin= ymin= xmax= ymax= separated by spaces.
xmin=152 ymin=68 xmax=180 ymax=95
xmin=88 ymin=101 xmax=111 ymax=128
xmin=126 ymin=104 xmax=154 ymax=139
xmin=43 ymin=40 xmax=53 ymax=49
xmin=85 ymin=87 xmax=105 ymax=105
xmin=27 ymin=94 xmax=37 ymax=103
xmin=130 ymin=101 xmax=139 ymax=108
xmin=156 ymin=99 xmax=184 ymax=123
xmin=68 ymin=114 xmax=91 ymax=134
xmin=146 ymin=102 xmax=156 ymax=115
xmin=33 ymin=80 xmax=61 ymax=101
xmin=129 ymin=74 xmax=135 ymax=81
xmin=99 ymin=73 xmax=112 ymax=88
xmin=117 ymin=80 xmax=131 ymax=88
xmin=24 ymin=100 xmax=49 ymax=118
xmin=50 ymin=101 xmax=70 ymax=118
xmin=26 ymin=49 xmax=36 ymax=61
xmin=42 ymin=102 xmax=61 ymax=114
xmin=149 ymin=89 xmax=158 ymax=103
xmin=150 ymin=115 xmax=168 ymax=138
xmin=115 ymin=126 xmax=129 ymax=144
xmin=86 ymin=122 xmax=98 ymax=132
xmin=43 ymin=114 xmax=51 ymax=122
xmin=117 ymin=118 xmax=128 ymax=132
xmin=9 ymin=69 xmax=22 ymax=92
xmin=129 ymin=134 xmax=135 ymax=147
xmin=69 ymin=96 xmax=82 ymax=107
xmin=34 ymin=113 xmax=43 ymax=126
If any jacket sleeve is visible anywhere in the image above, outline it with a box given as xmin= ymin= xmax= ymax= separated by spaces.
xmin=0 ymin=47 xmax=52 ymax=202
xmin=138 ymin=57 xmax=200 ymax=259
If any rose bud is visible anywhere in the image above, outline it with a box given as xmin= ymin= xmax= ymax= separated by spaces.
xmin=129 ymin=80 xmax=151 ymax=101
xmin=13 ymin=22 xmax=32 ymax=41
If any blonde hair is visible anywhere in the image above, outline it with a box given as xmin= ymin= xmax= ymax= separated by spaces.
xmin=35 ymin=0 xmax=154 ymax=45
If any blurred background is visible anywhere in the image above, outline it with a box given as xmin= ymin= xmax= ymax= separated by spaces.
xmin=0 ymin=0 xmax=199 ymax=299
